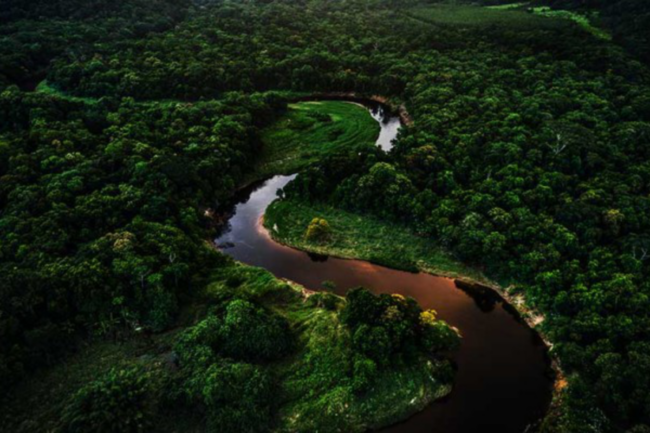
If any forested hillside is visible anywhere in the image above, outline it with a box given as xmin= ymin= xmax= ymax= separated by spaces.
xmin=0 ymin=0 xmax=191 ymax=90
xmin=544 ymin=0 xmax=650 ymax=64
xmin=481 ymin=0 xmax=650 ymax=65
xmin=1 ymin=0 xmax=650 ymax=432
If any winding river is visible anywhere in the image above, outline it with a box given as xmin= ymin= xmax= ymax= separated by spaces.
xmin=216 ymin=103 xmax=553 ymax=433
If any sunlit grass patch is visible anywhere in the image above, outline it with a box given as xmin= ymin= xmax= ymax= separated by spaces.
xmin=531 ymin=6 xmax=611 ymax=40
xmin=404 ymin=4 xmax=559 ymax=30
xmin=265 ymin=198 xmax=490 ymax=284
xmin=486 ymin=2 xmax=529 ymax=10
xmin=254 ymin=101 xmax=379 ymax=180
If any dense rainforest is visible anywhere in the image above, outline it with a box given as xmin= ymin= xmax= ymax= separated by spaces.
xmin=1 ymin=0 xmax=650 ymax=432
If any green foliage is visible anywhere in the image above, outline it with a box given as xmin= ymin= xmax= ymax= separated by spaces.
xmin=60 ymin=366 xmax=153 ymax=433
xmin=0 ymin=87 xmax=285 ymax=386
xmin=545 ymin=0 xmax=650 ymax=63
xmin=0 ymin=137 xmax=10 ymax=175
xmin=343 ymin=288 xmax=460 ymax=364
xmin=173 ymin=296 xmax=289 ymax=432
xmin=305 ymin=217 xmax=332 ymax=243
xmin=256 ymin=101 xmax=380 ymax=179
xmin=202 ymin=362 xmax=274 ymax=433
xmin=531 ymin=7 xmax=611 ymax=41
xmin=171 ymin=267 xmax=457 ymax=433
xmin=335 ymin=162 xmax=417 ymax=221
xmin=420 ymin=310 xmax=461 ymax=353
xmin=352 ymin=356 xmax=378 ymax=394
xmin=175 ymin=299 xmax=293 ymax=365
xmin=218 ymin=299 xmax=294 ymax=362
xmin=407 ymin=3 xmax=558 ymax=29
xmin=3 ymin=0 xmax=650 ymax=430
xmin=353 ymin=324 xmax=393 ymax=363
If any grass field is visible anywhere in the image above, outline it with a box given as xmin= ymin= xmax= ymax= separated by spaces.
xmin=487 ymin=2 xmax=529 ymax=11
xmin=404 ymin=4 xmax=560 ymax=30
xmin=254 ymin=101 xmax=380 ymax=180
xmin=406 ymin=2 xmax=610 ymax=42
xmin=531 ymin=6 xmax=611 ymax=40
xmin=264 ymin=199 xmax=492 ymax=285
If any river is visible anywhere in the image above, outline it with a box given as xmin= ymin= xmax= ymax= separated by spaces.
xmin=215 ymin=102 xmax=553 ymax=433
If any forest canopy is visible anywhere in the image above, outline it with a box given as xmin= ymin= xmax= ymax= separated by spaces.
xmin=2 ymin=0 xmax=650 ymax=432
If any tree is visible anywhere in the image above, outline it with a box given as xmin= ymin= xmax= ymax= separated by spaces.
xmin=305 ymin=218 xmax=332 ymax=243
xmin=60 ymin=367 xmax=153 ymax=433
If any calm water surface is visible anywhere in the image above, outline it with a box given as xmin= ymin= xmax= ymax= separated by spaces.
xmin=216 ymin=103 xmax=553 ymax=433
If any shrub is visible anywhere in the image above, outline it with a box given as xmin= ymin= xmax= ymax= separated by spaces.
xmin=341 ymin=287 xmax=383 ymax=327
xmin=343 ymin=288 xmax=459 ymax=363
xmin=353 ymin=324 xmax=393 ymax=364
xmin=219 ymin=299 xmax=294 ymax=362
xmin=305 ymin=218 xmax=331 ymax=243
xmin=202 ymin=362 xmax=274 ymax=433
xmin=307 ymin=292 xmax=342 ymax=310
xmin=420 ymin=310 xmax=460 ymax=353
xmin=60 ymin=366 xmax=153 ymax=433
xmin=352 ymin=356 xmax=378 ymax=394
xmin=143 ymin=286 xmax=178 ymax=332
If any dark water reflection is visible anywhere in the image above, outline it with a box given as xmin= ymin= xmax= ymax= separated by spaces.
xmin=215 ymin=104 xmax=553 ymax=433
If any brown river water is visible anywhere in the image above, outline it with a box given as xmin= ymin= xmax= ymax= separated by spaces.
xmin=215 ymin=103 xmax=553 ymax=433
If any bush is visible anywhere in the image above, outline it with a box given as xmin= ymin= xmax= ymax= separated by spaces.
xmin=420 ymin=310 xmax=460 ymax=353
xmin=353 ymin=324 xmax=393 ymax=363
xmin=341 ymin=287 xmax=383 ymax=327
xmin=343 ymin=288 xmax=459 ymax=364
xmin=203 ymin=362 xmax=274 ymax=433
xmin=219 ymin=299 xmax=294 ymax=362
xmin=60 ymin=366 xmax=153 ymax=433
xmin=305 ymin=218 xmax=332 ymax=243
xmin=306 ymin=292 xmax=342 ymax=310
xmin=308 ymin=111 xmax=332 ymax=123
xmin=352 ymin=356 xmax=378 ymax=394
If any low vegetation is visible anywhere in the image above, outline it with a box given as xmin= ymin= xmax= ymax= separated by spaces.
xmin=531 ymin=6 xmax=611 ymax=40
xmin=265 ymin=199 xmax=488 ymax=283
xmin=255 ymin=101 xmax=379 ymax=179
xmin=0 ymin=265 xmax=459 ymax=433
xmin=405 ymin=3 xmax=560 ymax=30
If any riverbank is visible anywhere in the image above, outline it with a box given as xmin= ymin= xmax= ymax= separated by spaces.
xmin=200 ymin=265 xmax=458 ymax=433
xmin=252 ymin=100 xmax=380 ymax=181
xmin=0 ymin=263 xmax=457 ymax=433
xmin=215 ymin=96 xmax=557 ymax=430
xmin=263 ymin=198 xmax=564 ymax=389
xmin=264 ymin=199 xmax=488 ymax=282
xmin=291 ymin=92 xmax=413 ymax=126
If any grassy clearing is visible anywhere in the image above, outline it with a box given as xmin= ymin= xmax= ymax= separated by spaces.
xmin=264 ymin=199 xmax=491 ymax=285
xmin=404 ymin=4 xmax=559 ymax=30
xmin=531 ymin=7 xmax=611 ymax=40
xmin=254 ymin=101 xmax=379 ymax=179
xmin=486 ymin=2 xmax=529 ymax=11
